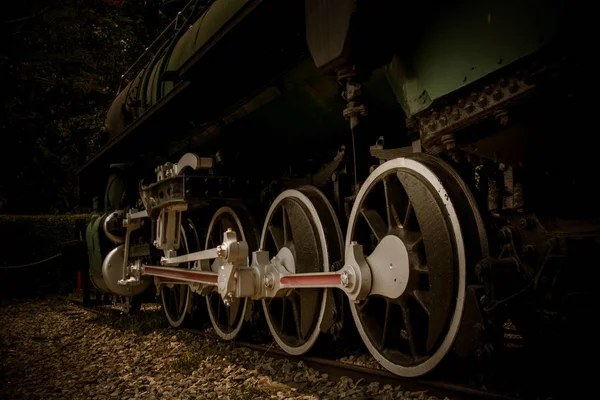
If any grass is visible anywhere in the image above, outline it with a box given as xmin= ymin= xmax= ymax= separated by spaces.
xmin=89 ymin=306 xmax=167 ymax=334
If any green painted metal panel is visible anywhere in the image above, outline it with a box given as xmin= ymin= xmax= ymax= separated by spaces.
xmin=163 ymin=0 xmax=249 ymax=90
xmin=386 ymin=0 xmax=561 ymax=116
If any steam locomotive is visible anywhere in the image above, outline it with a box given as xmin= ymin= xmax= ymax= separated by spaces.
xmin=79 ymin=0 xmax=593 ymax=390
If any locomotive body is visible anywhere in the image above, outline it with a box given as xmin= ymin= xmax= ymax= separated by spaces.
xmin=79 ymin=0 xmax=592 ymax=392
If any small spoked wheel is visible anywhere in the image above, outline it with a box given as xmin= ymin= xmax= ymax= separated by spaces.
xmin=347 ymin=156 xmax=485 ymax=377
xmin=205 ymin=206 xmax=259 ymax=340
xmin=261 ymin=186 xmax=343 ymax=355
xmin=160 ymin=219 xmax=200 ymax=328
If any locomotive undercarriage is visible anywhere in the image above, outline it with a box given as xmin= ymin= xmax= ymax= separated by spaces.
xmin=86 ymin=53 xmax=594 ymax=393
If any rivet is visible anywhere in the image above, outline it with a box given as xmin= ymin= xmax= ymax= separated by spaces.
xmin=457 ymin=98 xmax=465 ymax=108
xmin=428 ymin=120 xmax=437 ymax=131
xmin=451 ymin=109 xmax=460 ymax=121
xmin=508 ymin=80 xmax=518 ymax=93
xmin=499 ymin=79 xmax=506 ymax=87
xmin=492 ymin=89 xmax=503 ymax=101
xmin=478 ymin=95 xmax=488 ymax=107
xmin=470 ymin=92 xmax=478 ymax=102
xmin=465 ymin=102 xmax=474 ymax=113
xmin=439 ymin=116 xmax=447 ymax=125
xmin=484 ymin=85 xmax=493 ymax=95
xmin=431 ymin=110 xmax=439 ymax=119
xmin=444 ymin=105 xmax=452 ymax=115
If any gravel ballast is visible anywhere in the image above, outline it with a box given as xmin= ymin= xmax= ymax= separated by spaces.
xmin=0 ymin=296 xmax=451 ymax=400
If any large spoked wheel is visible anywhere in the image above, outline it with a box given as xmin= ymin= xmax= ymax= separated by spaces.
xmin=261 ymin=186 xmax=343 ymax=355
xmin=161 ymin=219 xmax=200 ymax=328
xmin=347 ymin=156 xmax=487 ymax=377
xmin=205 ymin=206 xmax=259 ymax=340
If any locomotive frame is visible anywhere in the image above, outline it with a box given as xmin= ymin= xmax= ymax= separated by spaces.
xmin=79 ymin=0 xmax=593 ymax=391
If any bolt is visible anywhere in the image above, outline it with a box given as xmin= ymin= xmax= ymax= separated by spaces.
xmin=451 ymin=109 xmax=460 ymax=121
xmin=428 ymin=120 xmax=437 ymax=131
xmin=444 ymin=105 xmax=452 ymax=115
xmin=492 ymin=89 xmax=503 ymax=101
xmin=465 ymin=102 xmax=474 ymax=113
xmin=484 ymin=85 xmax=493 ymax=95
xmin=478 ymin=95 xmax=488 ymax=107
xmin=457 ymin=98 xmax=465 ymax=108
xmin=431 ymin=110 xmax=439 ymax=119
xmin=470 ymin=92 xmax=478 ymax=102
xmin=508 ymin=80 xmax=518 ymax=93
xmin=498 ymin=227 xmax=512 ymax=242
xmin=341 ymin=271 xmax=352 ymax=288
xmin=499 ymin=78 xmax=506 ymax=87
xmin=439 ymin=116 xmax=448 ymax=126
xmin=264 ymin=274 xmax=274 ymax=289
xmin=519 ymin=217 xmax=535 ymax=230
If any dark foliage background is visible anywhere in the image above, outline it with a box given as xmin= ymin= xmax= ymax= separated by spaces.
xmin=1 ymin=0 xmax=168 ymax=214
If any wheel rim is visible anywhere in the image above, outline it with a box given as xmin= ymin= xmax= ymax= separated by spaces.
xmin=205 ymin=206 xmax=257 ymax=340
xmin=261 ymin=186 xmax=343 ymax=355
xmin=161 ymin=219 xmax=199 ymax=327
xmin=347 ymin=157 xmax=467 ymax=377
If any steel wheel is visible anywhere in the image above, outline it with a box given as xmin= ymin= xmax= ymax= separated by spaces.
xmin=161 ymin=219 xmax=200 ymax=327
xmin=261 ymin=186 xmax=343 ymax=355
xmin=347 ymin=156 xmax=481 ymax=377
xmin=205 ymin=206 xmax=258 ymax=340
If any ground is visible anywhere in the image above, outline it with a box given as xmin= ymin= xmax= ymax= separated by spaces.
xmin=0 ymin=296 xmax=447 ymax=400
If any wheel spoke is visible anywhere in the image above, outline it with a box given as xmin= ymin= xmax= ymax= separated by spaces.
xmin=178 ymin=287 xmax=185 ymax=314
xmin=281 ymin=298 xmax=288 ymax=335
xmin=360 ymin=208 xmax=388 ymax=241
xmin=289 ymin=294 xmax=304 ymax=340
xmin=228 ymin=300 xmax=240 ymax=327
xmin=383 ymin=175 xmax=406 ymax=228
xmin=399 ymin=299 xmax=418 ymax=358
xmin=403 ymin=201 xmax=417 ymax=230
xmin=380 ymin=299 xmax=392 ymax=351
xmin=268 ymin=225 xmax=284 ymax=251
xmin=282 ymin=204 xmax=293 ymax=244
xmin=299 ymin=288 xmax=320 ymax=339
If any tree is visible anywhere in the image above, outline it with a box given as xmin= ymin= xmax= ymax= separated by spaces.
xmin=1 ymin=0 xmax=167 ymax=214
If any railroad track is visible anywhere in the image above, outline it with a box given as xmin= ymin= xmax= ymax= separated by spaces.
xmin=66 ymin=298 xmax=523 ymax=400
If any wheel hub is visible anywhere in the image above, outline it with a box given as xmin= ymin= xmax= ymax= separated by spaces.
xmin=365 ymin=235 xmax=410 ymax=299
xmin=273 ymin=246 xmax=296 ymax=273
